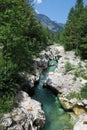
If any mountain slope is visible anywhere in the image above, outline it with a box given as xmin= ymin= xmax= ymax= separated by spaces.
xmin=35 ymin=13 xmax=64 ymax=32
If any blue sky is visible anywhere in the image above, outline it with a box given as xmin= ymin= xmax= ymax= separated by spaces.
xmin=34 ymin=0 xmax=87 ymax=23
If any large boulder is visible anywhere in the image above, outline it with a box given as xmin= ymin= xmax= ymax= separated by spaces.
xmin=0 ymin=91 xmax=45 ymax=130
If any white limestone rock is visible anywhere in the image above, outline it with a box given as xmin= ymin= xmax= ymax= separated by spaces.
xmin=0 ymin=91 xmax=45 ymax=130
xmin=33 ymin=45 xmax=65 ymax=78
xmin=73 ymin=114 xmax=87 ymax=130
xmin=44 ymin=46 xmax=87 ymax=110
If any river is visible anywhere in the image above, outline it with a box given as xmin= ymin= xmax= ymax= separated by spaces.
xmin=32 ymin=60 xmax=73 ymax=130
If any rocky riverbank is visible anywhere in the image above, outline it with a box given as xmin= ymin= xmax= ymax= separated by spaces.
xmin=33 ymin=45 xmax=87 ymax=130
xmin=43 ymin=46 xmax=87 ymax=113
xmin=0 ymin=45 xmax=87 ymax=130
xmin=0 ymin=91 xmax=45 ymax=130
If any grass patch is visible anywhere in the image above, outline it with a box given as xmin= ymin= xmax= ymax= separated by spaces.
xmin=64 ymin=61 xmax=74 ymax=74
xmin=66 ymin=92 xmax=81 ymax=100
xmin=66 ymin=84 xmax=87 ymax=100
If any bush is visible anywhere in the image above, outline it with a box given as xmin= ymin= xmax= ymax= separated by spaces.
xmin=0 ymin=96 xmax=14 ymax=114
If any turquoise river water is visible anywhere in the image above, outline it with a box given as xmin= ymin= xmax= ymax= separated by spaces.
xmin=32 ymin=60 xmax=73 ymax=130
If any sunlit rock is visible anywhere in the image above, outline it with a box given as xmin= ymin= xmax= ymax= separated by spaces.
xmin=73 ymin=106 xmax=87 ymax=116
xmin=73 ymin=114 xmax=87 ymax=130
xmin=0 ymin=91 xmax=45 ymax=130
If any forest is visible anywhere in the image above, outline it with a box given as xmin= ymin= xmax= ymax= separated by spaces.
xmin=0 ymin=0 xmax=87 ymax=113
xmin=57 ymin=0 xmax=87 ymax=58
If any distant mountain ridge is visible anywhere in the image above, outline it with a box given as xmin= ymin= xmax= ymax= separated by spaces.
xmin=35 ymin=13 xmax=64 ymax=32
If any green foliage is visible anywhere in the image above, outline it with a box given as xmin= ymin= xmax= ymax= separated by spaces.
xmin=74 ymin=63 xmax=83 ymax=78
xmin=53 ymin=30 xmax=64 ymax=44
xmin=74 ymin=69 xmax=80 ymax=78
xmin=61 ymin=0 xmax=87 ymax=59
xmin=67 ymin=84 xmax=87 ymax=100
xmin=78 ymin=6 xmax=87 ymax=59
xmin=74 ymin=62 xmax=87 ymax=80
xmin=82 ymin=75 xmax=87 ymax=80
xmin=80 ymin=84 xmax=87 ymax=98
xmin=64 ymin=62 xmax=74 ymax=74
xmin=0 ymin=0 xmax=52 ymax=113
xmin=0 ymin=96 xmax=14 ymax=113
xmin=75 ymin=0 xmax=84 ymax=11
xmin=66 ymin=92 xmax=81 ymax=100
xmin=0 ymin=125 xmax=4 ymax=130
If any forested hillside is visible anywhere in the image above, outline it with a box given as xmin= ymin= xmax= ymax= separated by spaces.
xmin=0 ymin=0 xmax=53 ymax=113
xmin=57 ymin=0 xmax=87 ymax=59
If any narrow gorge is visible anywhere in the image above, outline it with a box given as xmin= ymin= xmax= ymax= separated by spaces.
xmin=0 ymin=0 xmax=87 ymax=130
xmin=32 ymin=59 xmax=74 ymax=130
xmin=33 ymin=45 xmax=87 ymax=130
xmin=0 ymin=45 xmax=87 ymax=130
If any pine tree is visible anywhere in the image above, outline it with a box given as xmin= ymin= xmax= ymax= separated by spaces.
xmin=63 ymin=0 xmax=84 ymax=55
xmin=75 ymin=0 xmax=84 ymax=11
xmin=67 ymin=7 xmax=75 ymax=22
xmin=78 ymin=6 xmax=87 ymax=58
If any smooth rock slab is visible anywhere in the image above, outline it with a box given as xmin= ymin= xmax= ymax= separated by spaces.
xmin=73 ymin=114 xmax=87 ymax=130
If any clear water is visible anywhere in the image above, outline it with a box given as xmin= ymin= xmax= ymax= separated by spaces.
xmin=32 ymin=60 xmax=73 ymax=130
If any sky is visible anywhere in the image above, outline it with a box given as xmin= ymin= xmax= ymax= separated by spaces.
xmin=34 ymin=0 xmax=87 ymax=23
